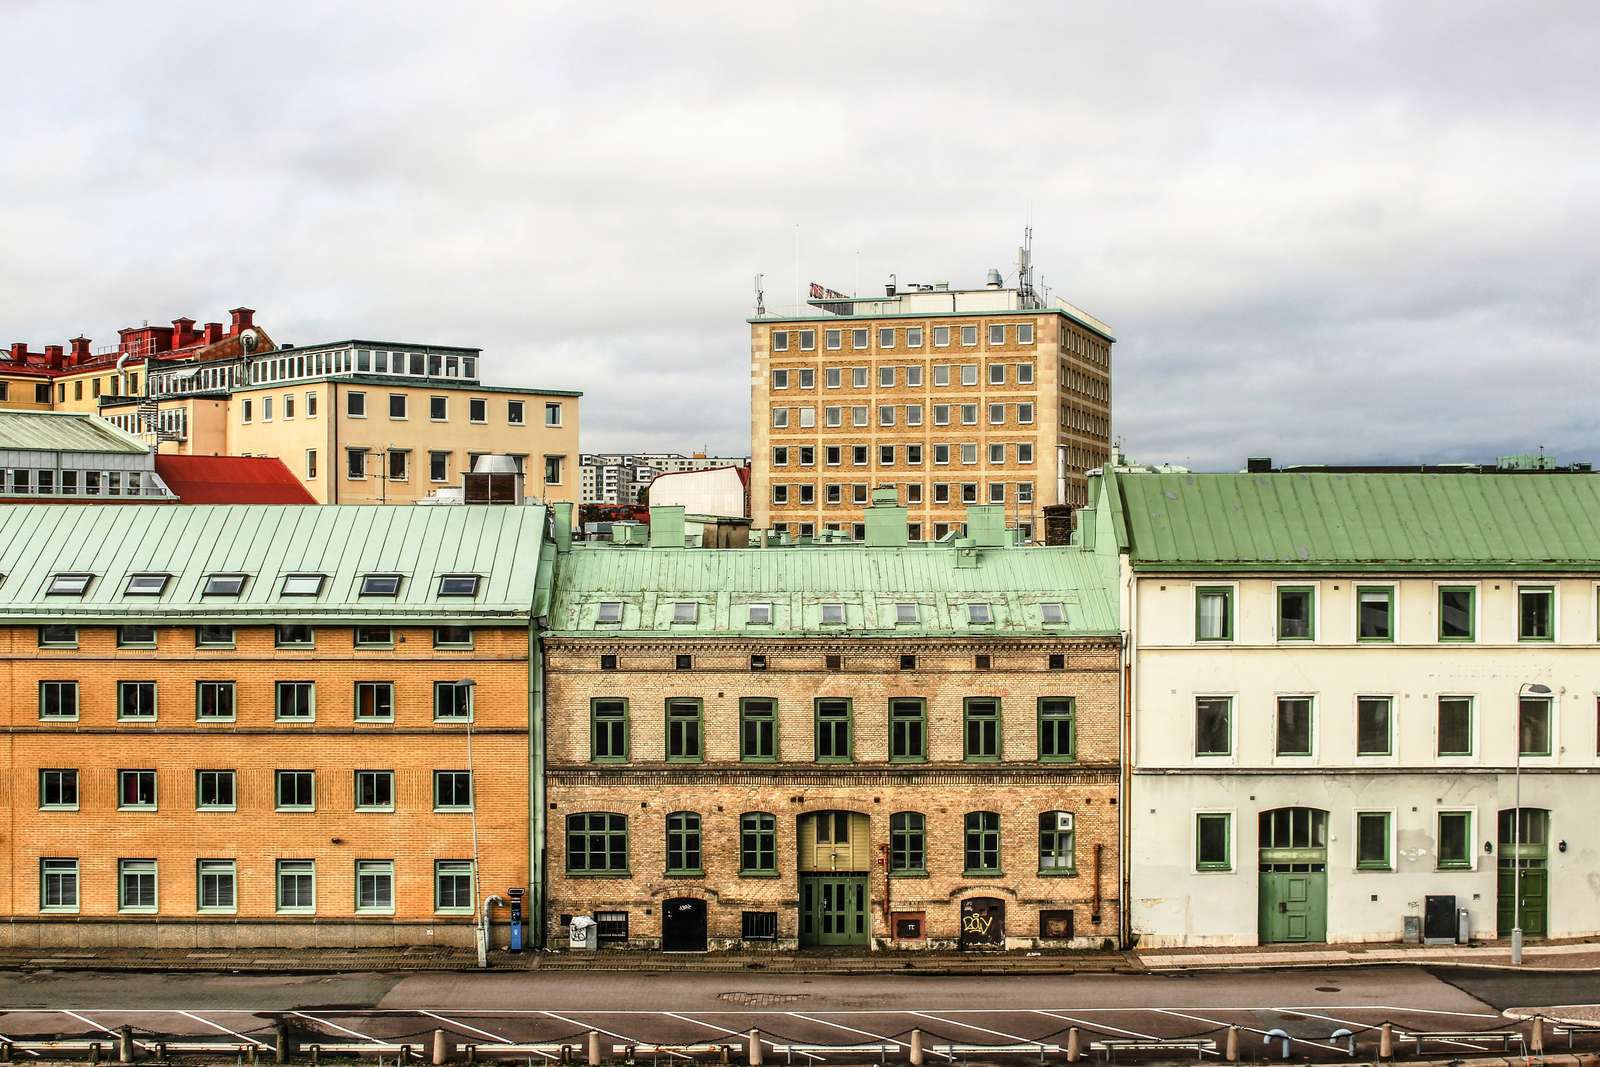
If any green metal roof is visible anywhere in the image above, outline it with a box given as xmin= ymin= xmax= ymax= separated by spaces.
xmin=234 ymin=373 xmax=583 ymax=398
xmin=547 ymin=541 xmax=1118 ymax=637
xmin=0 ymin=411 xmax=147 ymax=455
xmin=1107 ymin=470 xmax=1600 ymax=572
xmin=0 ymin=504 xmax=552 ymax=622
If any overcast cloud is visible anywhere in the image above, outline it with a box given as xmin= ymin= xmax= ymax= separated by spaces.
xmin=4 ymin=1 xmax=1597 ymax=470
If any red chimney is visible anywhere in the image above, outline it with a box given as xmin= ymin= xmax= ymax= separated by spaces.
xmin=171 ymin=317 xmax=198 ymax=349
xmin=69 ymin=337 xmax=91 ymax=365
xmin=8 ymin=342 xmax=27 ymax=364
xmin=228 ymin=307 xmax=256 ymax=335
xmin=43 ymin=345 xmax=64 ymax=370
xmin=202 ymin=322 xmax=223 ymax=344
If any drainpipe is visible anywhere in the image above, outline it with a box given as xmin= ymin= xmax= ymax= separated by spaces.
xmin=529 ymin=626 xmax=548 ymax=948
xmin=330 ymin=382 xmax=340 ymax=504
xmin=1118 ymin=566 xmax=1136 ymax=949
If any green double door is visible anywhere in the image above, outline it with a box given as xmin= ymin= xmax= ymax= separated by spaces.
xmin=1259 ymin=870 xmax=1328 ymax=943
xmin=800 ymin=876 xmax=868 ymax=947
xmin=1497 ymin=808 xmax=1550 ymax=938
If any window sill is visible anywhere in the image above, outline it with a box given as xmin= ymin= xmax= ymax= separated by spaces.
xmin=889 ymin=871 xmax=928 ymax=879
xmin=1037 ymin=869 xmax=1079 ymax=878
xmin=962 ymin=870 xmax=1004 ymax=879
xmin=564 ymin=870 xmax=631 ymax=879
xmin=739 ymin=871 xmax=781 ymax=879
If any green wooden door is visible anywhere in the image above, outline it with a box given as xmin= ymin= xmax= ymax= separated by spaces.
xmin=1259 ymin=871 xmax=1327 ymax=943
xmin=801 ymin=875 xmax=868 ymax=946
xmin=1497 ymin=863 xmax=1548 ymax=937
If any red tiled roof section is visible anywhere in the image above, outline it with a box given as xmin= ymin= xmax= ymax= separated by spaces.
xmin=154 ymin=454 xmax=316 ymax=504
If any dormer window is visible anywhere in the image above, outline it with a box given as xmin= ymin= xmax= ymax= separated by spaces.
xmin=672 ymin=601 xmax=699 ymax=624
xmin=1040 ymin=602 xmax=1067 ymax=624
xmin=820 ymin=602 xmax=845 ymax=625
xmin=125 ymin=574 xmax=171 ymax=597
xmin=281 ymin=574 xmax=326 ymax=597
xmin=966 ymin=602 xmax=994 ymax=625
xmin=203 ymin=574 xmax=246 ymax=597
xmin=47 ymin=573 xmax=93 ymax=596
xmin=596 ymin=602 xmax=623 ymax=624
xmin=895 ymin=603 xmax=918 ymax=625
xmin=747 ymin=603 xmax=773 ymax=625
xmin=437 ymin=575 xmax=480 ymax=597
xmin=360 ymin=574 xmax=401 ymax=597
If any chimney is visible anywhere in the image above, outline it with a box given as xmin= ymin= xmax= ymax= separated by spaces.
xmin=8 ymin=342 xmax=26 ymax=364
xmin=964 ymin=504 xmax=1008 ymax=548
xmin=43 ymin=345 xmax=64 ymax=370
xmin=1246 ymin=457 xmax=1274 ymax=474
xmin=863 ymin=486 xmax=908 ymax=548
xmin=69 ymin=337 xmax=91 ymax=365
xmin=550 ymin=502 xmax=574 ymax=554
xmin=1042 ymin=505 xmax=1075 ymax=546
xmin=228 ymin=307 xmax=256 ymax=335
xmin=202 ymin=322 xmax=223 ymax=344
xmin=171 ymin=317 xmax=197 ymax=349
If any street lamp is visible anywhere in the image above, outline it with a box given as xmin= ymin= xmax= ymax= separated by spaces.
xmin=1512 ymin=682 xmax=1552 ymax=966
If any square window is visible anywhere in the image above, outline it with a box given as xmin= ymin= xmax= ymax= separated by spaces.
xmin=355 ymin=682 xmax=394 ymax=722
xmin=1195 ymin=697 xmax=1231 ymax=756
xmin=798 ymin=368 xmax=814 ymax=388
xmin=798 ymin=329 xmax=815 ymax=351
xmin=852 ymin=328 xmax=869 ymax=349
xmin=771 ymin=330 xmax=789 ymax=352
xmin=276 ymin=681 xmax=315 ymax=721
xmin=933 ymin=326 xmax=950 ymax=347
xmin=1356 ymin=696 xmax=1392 ymax=756
xmin=433 ymin=770 xmax=474 ymax=811
xmin=675 ymin=653 xmax=693 ymax=670
xmin=906 ymin=327 xmax=923 ymax=347
xmin=747 ymin=603 xmax=772 ymax=625
xmin=1017 ymin=362 xmax=1034 ymax=382
xmin=898 ymin=654 xmax=916 ymax=671
xmin=1048 ymin=653 xmax=1065 ymax=670
xmin=749 ymin=654 xmax=767 ymax=671
xmin=40 ymin=768 xmax=79 ymax=809
xmin=196 ymin=681 xmax=235 ymax=721
xmin=434 ymin=681 xmax=473 ymax=721
xmin=1276 ymin=586 xmax=1315 ymax=640
xmin=878 ymin=328 xmax=895 ymax=348
xmin=596 ymin=602 xmax=623 ymax=624
xmin=1018 ymin=323 xmax=1034 ymax=344
xmin=960 ymin=325 xmax=978 ymax=346
xmin=599 ymin=654 xmax=618 ymax=671
xmin=672 ymin=601 xmax=699 ymax=624
xmin=966 ymin=602 xmax=993 ymax=625
xmin=198 ymin=859 xmax=236 ymax=912
xmin=895 ymin=602 xmax=918 ymax=625
xmin=507 ymin=400 xmax=525 ymax=425
xmin=821 ymin=602 xmax=845 ymax=625
xmin=118 ymin=769 xmax=157 ymax=809
xmin=196 ymin=770 xmax=235 ymax=810
xmin=988 ymin=325 xmax=1005 ymax=347
xmin=357 ymin=861 xmax=395 ymax=913
xmin=118 ymin=681 xmax=157 ymax=720
xmin=275 ymin=770 xmax=315 ymax=810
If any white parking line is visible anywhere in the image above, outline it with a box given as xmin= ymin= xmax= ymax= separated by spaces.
xmin=58 ymin=1010 xmax=150 ymax=1050
xmin=787 ymin=1012 xmax=911 ymax=1050
xmin=1283 ymin=1004 xmax=1500 ymax=1019
xmin=178 ymin=1011 xmax=268 ymax=1048
xmin=658 ymin=1011 xmax=818 ymax=1062
xmin=908 ymin=1011 xmax=1051 ymax=1049
xmin=288 ymin=1012 xmax=382 ymax=1044
xmin=418 ymin=1009 xmax=555 ymax=1059
xmin=1152 ymin=1008 xmax=1346 ymax=1055
xmin=0 ymin=1029 xmax=43 ymax=1058
xmin=1029 ymin=1010 xmax=1160 ymax=1041
xmin=541 ymin=1011 xmax=692 ymax=1061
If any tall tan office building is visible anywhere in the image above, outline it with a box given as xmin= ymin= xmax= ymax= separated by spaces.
xmin=750 ymin=275 xmax=1113 ymax=542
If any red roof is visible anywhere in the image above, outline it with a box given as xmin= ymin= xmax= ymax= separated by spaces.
xmin=154 ymin=454 xmax=316 ymax=504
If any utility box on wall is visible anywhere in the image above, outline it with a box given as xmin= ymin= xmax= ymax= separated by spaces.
xmin=1423 ymin=895 xmax=1457 ymax=944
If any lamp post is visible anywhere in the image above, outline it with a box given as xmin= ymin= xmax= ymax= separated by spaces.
xmin=1512 ymin=682 xmax=1552 ymax=965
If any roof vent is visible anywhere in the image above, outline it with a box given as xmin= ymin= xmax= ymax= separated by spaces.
xmin=1246 ymin=457 xmax=1274 ymax=473
xmin=985 ymin=268 xmax=1003 ymax=288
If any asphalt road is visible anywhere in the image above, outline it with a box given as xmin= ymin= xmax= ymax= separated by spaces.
xmin=0 ymin=965 xmax=1592 ymax=1062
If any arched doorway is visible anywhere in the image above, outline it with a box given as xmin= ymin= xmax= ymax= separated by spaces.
xmin=1258 ymin=807 xmax=1328 ymax=943
xmin=1497 ymin=808 xmax=1549 ymax=938
xmin=797 ymin=811 xmax=870 ymax=947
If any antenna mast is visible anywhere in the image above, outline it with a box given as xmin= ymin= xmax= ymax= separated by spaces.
xmin=753 ymin=273 xmax=766 ymax=316
xmin=1017 ymin=226 xmax=1037 ymax=309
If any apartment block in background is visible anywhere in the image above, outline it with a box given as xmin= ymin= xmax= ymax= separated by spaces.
xmin=751 ymin=273 xmax=1113 ymax=543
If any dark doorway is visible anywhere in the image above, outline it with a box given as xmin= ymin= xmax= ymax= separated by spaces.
xmin=959 ymin=897 xmax=1005 ymax=948
xmin=662 ymin=897 xmax=707 ymax=952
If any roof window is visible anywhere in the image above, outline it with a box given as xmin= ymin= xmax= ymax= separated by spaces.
xmin=360 ymin=574 xmax=402 ymax=597
xmin=47 ymin=573 xmax=93 ymax=596
xmin=281 ymin=574 xmax=326 ymax=597
xmin=596 ymin=602 xmax=623 ymax=624
xmin=895 ymin=603 xmax=919 ymax=625
xmin=966 ymin=602 xmax=994 ymax=625
xmin=672 ymin=601 xmax=699 ymax=624
xmin=747 ymin=603 xmax=773 ymax=625
xmin=820 ymin=602 xmax=845 ymax=625
xmin=125 ymin=573 xmax=171 ymax=597
xmin=437 ymin=575 xmax=480 ymax=597
xmin=203 ymin=574 xmax=247 ymax=597
xmin=1040 ymin=602 xmax=1067 ymax=624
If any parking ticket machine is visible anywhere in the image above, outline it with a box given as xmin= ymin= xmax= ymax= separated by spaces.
xmin=507 ymin=887 xmax=525 ymax=952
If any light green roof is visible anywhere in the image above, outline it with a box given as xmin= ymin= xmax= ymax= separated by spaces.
xmin=1107 ymin=470 xmax=1600 ymax=572
xmin=0 ymin=504 xmax=552 ymax=622
xmin=0 ymin=411 xmax=147 ymax=455
xmin=548 ymin=542 xmax=1118 ymax=637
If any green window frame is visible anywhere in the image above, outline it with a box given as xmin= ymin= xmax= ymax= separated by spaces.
xmin=1194 ymin=586 xmax=1233 ymax=641
xmin=1195 ymin=812 xmax=1231 ymax=871
xmin=1356 ymin=585 xmax=1395 ymax=642
xmin=590 ymin=698 xmax=629 ymax=763
xmin=739 ymin=812 xmax=777 ymax=875
xmin=565 ymin=812 xmax=627 ymax=875
xmin=1195 ymin=697 xmax=1232 ymax=756
xmin=739 ymin=698 xmax=778 ymax=762
xmin=1519 ymin=696 xmax=1553 ymax=756
xmin=1037 ymin=698 xmax=1076 ymax=761
xmin=963 ymin=811 xmax=1001 ymax=875
xmin=814 ymin=698 xmax=853 ymax=762
xmin=1437 ymin=696 xmax=1474 ymax=756
xmin=1356 ymin=696 xmax=1393 ymax=756
xmin=889 ymin=698 xmax=927 ymax=762
xmin=665 ymin=811 xmax=702 ymax=875
xmin=117 ymin=680 xmax=158 ymax=721
xmin=1518 ymin=585 xmax=1555 ymax=642
xmin=1275 ymin=696 xmax=1314 ymax=756
xmin=1438 ymin=585 xmax=1476 ymax=642
xmin=1437 ymin=811 xmax=1472 ymax=870
xmin=1038 ymin=811 xmax=1076 ymax=874
xmin=1355 ymin=811 xmax=1392 ymax=870
xmin=665 ymin=699 xmax=703 ymax=763
xmin=1276 ymin=585 xmax=1315 ymax=641
xmin=963 ymin=697 xmax=1001 ymax=762
xmin=889 ymin=812 xmax=926 ymax=875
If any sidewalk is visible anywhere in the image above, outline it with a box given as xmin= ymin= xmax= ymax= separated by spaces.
xmin=1138 ymin=935 xmax=1600 ymax=971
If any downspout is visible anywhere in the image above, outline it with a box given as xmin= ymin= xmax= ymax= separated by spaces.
xmin=529 ymin=624 xmax=547 ymax=948
xmin=1118 ymin=566 xmax=1136 ymax=950
xmin=330 ymin=382 xmax=339 ymax=504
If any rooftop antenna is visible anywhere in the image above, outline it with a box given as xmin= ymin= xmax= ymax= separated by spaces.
xmin=1017 ymin=225 xmax=1037 ymax=309
xmin=753 ymin=273 xmax=766 ymax=317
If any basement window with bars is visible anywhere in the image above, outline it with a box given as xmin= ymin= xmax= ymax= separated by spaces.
xmin=741 ymin=911 xmax=778 ymax=941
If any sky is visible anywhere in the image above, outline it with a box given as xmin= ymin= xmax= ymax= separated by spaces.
xmin=4 ymin=1 xmax=1597 ymax=470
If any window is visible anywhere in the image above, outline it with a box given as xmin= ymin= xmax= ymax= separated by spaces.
xmin=47 ymin=572 xmax=93 ymax=596
xmin=566 ymin=813 xmax=628 ymax=874
xmin=119 ymin=859 xmax=158 ymax=912
xmin=825 ymin=329 xmax=841 ymax=351
xmin=1357 ymin=697 xmax=1392 ymax=756
xmin=1438 ymin=585 xmax=1475 ymax=641
xmin=1018 ymin=323 xmax=1035 ymax=344
xmin=960 ymin=325 xmax=978 ymax=347
xmin=356 ymin=861 xmax=395 ymax=913
xmin=750 ymin=654 xmax=767 ymax=671
xmin=434 ymin=681 xmax=473 ymax=721
xmin=888 ymin=812 xmax=926 ymax=874
xmin=437 ymin=574 xmax=480 ymax=598
xmin=242 ymin=398 xmax=253 ymax=423
xmin=196 ymin=681 xmax=235 ymax=721
xmin=545 ymin=402 xmax=563 ymax=426
xmin=1017 ymin=361 xmax=1034 ymax=381
xmin=125 ymin=573 xmax=170 ymax=597
xmin=1520 ymin=695 xmax=1553 ymax=756
xmin=893 ymin=602 xmax=919 ymax=626
xmin=825 ymin=368 xmax=841 ymax=389
xmin=666 ymin=812 xmax=702 ymax=875
xmin=306 ymin=450 xmax=319 ymax=479
xmin=387 ymin=449 xmax=409 ymax=481
xmin=1039 ymin=811 xmax=1075 ymax=873
xmin=276 ymin=624 xmax=314 ymax=648
xmin=41 ymin=859 xmax=79 ymax=912
xmin=933 ymin=326 xmax=950 ymax=347
xmin=38 ymin=625 xmax=76 ymax=648
xmin=904 ymin=326 xmax=923 ymax=347
xmin=960 ymin=403 xmax=978 ymax=425
xmin=988 ymin=325 xmax=1006 ymax=348
xmin=118 ymin=769 xmax=157 ymax=809
xmin=118 ymin=625 xmax=157 ymax=647
xmin=1040 ymin=602 xmax=1066 ymax=625
xmin=1437 ymin=811 xmax=1472 ymax=870
xmin=740 ymin=698 xmax=777 ymax=761
xmin=1196 ymin=814 xmax=1232 ymax=870
xmin=507 ymin=400 xmax=525 ymax=425
xmin=1357 ymin=585 xmax=1394 ymax=641
xmin=582 ymin=697 xmax=630 ymax=762
xmin=1195 ymin=586 xmax=1233 ymax=641
xmin=434 ymin=770 xmax=473 ymax=811
xmin=347 ymin=391 xmax=366 ymax=417
xmin=599 ymin=653 xmax=618 ymax=671
xmin=852 ymin=328 xmax=869 ymax=350
xmin=197 ymin=769 xmax=235 ymax=810
xmin=966 ymin=602 xmax=993 ymax=625
xmin=1018 ymin=442 xmax=1034 ymax=463
xmin=960 ymin=442 xmax=979 ymax=464
xmin=307 ymin=391 xmax=317 ymax=417
xmin=40 ymin=681 xmax=78 ymax=720
xmin=1519 ymin=586 xmax=1555 ymax=641
xmin=963 ymin=697 xmax=1001 ymax=760
xmin=771 ymin=330 xmax=789 ymax=352
xmin=275 ymin=770 xmax=314 ymax=811
xmin=40 ymin=768 xmax=78 ymax=810
xmin=276 ymin=681 xmax=315 ymax=721
xmin=360 ymin=574 xmax=401 ymax=597
xmin=1277 ymin=586 xmax=1315 ymax=640
xmin=820 ymin=602 xmax=845 ymax=625
xmin=346 ymin=447 xmax=369 ymax=480
xmin=851 ymin=406 xmax=868 ymax=427
xmin=195 ymin=624 xmax=234 ymax=648
xmin=798 ymin=329 xmax=815 ymax=350
xmin=1194 ymin=697 xmax=1232 ymax=756
xmin=1436 ymin=696 xmax=1474 ymax=756
xmin=435 ymin=860 xmax=475 ymax=912
xmin=852 ymin=367 xmax=868 ymax=388
xmin=1276 ymin=697 xmax=1313 ymax=756
xmin=666 ymin=699 xmax=703 ymax=762
xmin=747 ymin=602 xmax=773 ymax=626
xmin=964 ymin=811 xmax=1000 ymax=874
xmin=815 ymin=698 xmax=852 ymax=761
xmin=890 ymin=698 xmax=927 ymax=762
xmin=879 ymin=405 xmax=895 ymax=427
xmin=429 ymin=451 xmax=449 ymax=482
xmin=197 ymin=859 xmax=236 ymax=912
xmin=672 ymin=601 xmax=699 ymax=624
xmin=277 ymin=860 xmax=316 ymax=912
xmin=1038 ymin=698 xmax=1075 ymax=761
xmin=596 ymin=911 xmax=629 ymax=943
xmin=1356 ymin=812 xmax=1392 ymax=870
xmin=355 ymin=626 xmax=393 ymax=647
xmin=469 ymin=397 xmax=487 ymax=423
xmin=118 ymin=681 xmax=157 ymax=721
xmin=355 ymin=769 xmax=394 ymax=811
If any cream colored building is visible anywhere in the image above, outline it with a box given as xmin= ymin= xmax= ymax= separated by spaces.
xmin=750 ymin=278 xmax=1113 ymax=543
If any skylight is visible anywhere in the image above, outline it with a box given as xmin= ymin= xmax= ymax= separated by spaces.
xmin=672 ymin=601 xmax=699 ymax=624
xmin=966 ymin=602 xmax=994 ymax=625
xmin=125 ymin=574 xmax=170 ymax=597
xmin=747 ymin=603 xmax=773 ymax=625
xmin=596 ymin=602 xmax=623 ymax=624
xmin=46 ymin=573 xmax=93 ymax=596
xmin=1041 ymin=602 xmax=1067 ymax=624
xmin=203 ymin=574 xmax=246 ymax=597
xmin=360 ymin=574 xmax=402 ymax=597
xmin=281 ymin=574 xmax=326 ymax=597
xmin=820 ymin=602 xmax=845 ymax=625
xmin=895 ymin=603 xmax=918 ymax=625
xmin=437 ymin=575 xmax=480 ymax=597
